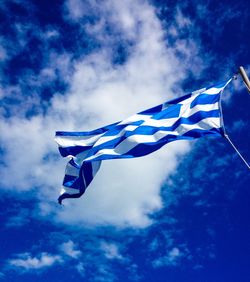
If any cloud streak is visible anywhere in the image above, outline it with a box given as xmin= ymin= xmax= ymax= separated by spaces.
xmin=8 ymin=252 xmax=62 ymax=271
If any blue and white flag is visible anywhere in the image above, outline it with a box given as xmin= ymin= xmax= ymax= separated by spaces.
xmin=55 ymin=79 xmax=232 ymax=204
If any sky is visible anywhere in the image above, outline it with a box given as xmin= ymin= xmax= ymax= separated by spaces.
xmin=0 ymin=0 xmax=250 ymax=281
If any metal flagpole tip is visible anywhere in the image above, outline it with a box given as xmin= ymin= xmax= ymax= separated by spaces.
xmin=239 ymin=66 xmax=250 ymax=93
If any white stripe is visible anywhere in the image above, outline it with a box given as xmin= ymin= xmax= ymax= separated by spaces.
xmin=55 ymin=133 xmax=103 ymax=147
xmin=142 ymin=117 xmax=179 ymax=127
xmin=60 ymin=187 xmax=79 ymax=195
xmin=91 ymin=160 xmax=101 ymax=176
xmin=202 ymin=86 xmax=226 ymax=95
xmin=180 ymin=102 xmax=219 ymax=117
xmin=65 ymin=163 xmax=79 ymax=177
xmin=81 ymin=167 xmax=86 ymax=188
xmin=118 ymin=114 xmax=152 ymax=125
xmin=73 ymin=150 xmax=90 ymax=163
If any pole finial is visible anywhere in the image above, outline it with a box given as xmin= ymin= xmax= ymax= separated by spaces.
xmin=239 ymin=66 xmax=250 ymax=93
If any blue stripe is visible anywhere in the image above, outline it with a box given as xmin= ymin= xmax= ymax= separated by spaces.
xmin=166 ymin=93 xmax=192 ymax=104
xmin=181 ymin=127 xmax=223 ymax=138
xmin=190 ymin=94 xmax=220 ymax=108
xmin=82 ymin=162 xmax=93 ymax=187
xmin=63 ymin=175 xmax=79 ymax=189
xmin=209 ymin=81 xmax=227 ymax=89
xmin=59 ymin=145 xmax=92 ymax=157
xmin=58 ymin=191 xmax=83 ymax=204
xmin=153 ymin=104 xmax=181 ymax=119
xmin=56 ymin=121 xmax=120 ymax=137
xmin=69 ymin=158 xmax=80 ymax=169
xmin=58 ymin=164 xmax=87 ymax=204
xmin=139 ymin=104 xmax=163 ymax=115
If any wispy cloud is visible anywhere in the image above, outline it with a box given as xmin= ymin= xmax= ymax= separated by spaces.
xmin=152 ymin=247 xmax=186 ymax=268
xmin=3 ymin=231 xmax=135 ymax=280
xmin=59 ymin=240 xmax=82 ymax=259
xmin=76 ymin=262 xmax=85 ymax=277
xmin=7 ymin=252 xmax=62 ymax=271
xmin=100 ymin=241 xmax=124 ymax=260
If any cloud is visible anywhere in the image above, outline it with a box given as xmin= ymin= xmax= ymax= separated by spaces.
xmin=59 ymin=240 xmax=82 ymax=259
xmin=8 ymin=252 xmax=62 ymax=271
xmin=93 ymin=264 xmax=117 ymax=282
xmin=4 ymin=237 xmax=131 ymax=279
xmin=64 ymin=0 xmax=87 ymax=20
xmin=152 ymin=247 xmax=183 ymax=268
xmin=100 ymin=241 xmax=123 ymax=260
xmin=76 ymin=262 xmax=85 ymax=277
xmin=5 ymin=240 xmax=81 ymax=274
xmin=0 ymin=0 xmax=208 ymax=228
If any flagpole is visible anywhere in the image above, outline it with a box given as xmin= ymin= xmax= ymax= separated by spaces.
xmin=239 ymin=66 xmax=250 ymax=93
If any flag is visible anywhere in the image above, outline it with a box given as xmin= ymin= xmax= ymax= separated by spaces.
xmin=55 ymin=79 xmax=232 ymax=204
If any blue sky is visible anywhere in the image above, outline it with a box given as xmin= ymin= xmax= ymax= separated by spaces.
xmin=0 ymin=0 xmax=250 ymax=281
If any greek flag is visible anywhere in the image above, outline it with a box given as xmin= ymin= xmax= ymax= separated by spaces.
xmin=55 ymin=79 xmax=232 ymax=204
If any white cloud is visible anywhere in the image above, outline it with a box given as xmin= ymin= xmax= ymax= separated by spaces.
xmin=64 ymin=0 xmax=87 ymax=20
xmin=93 ymin=264 xmax=117 ymax=282
xmin=0 ymin=0 xmax=205 ymax=228
xmin=175 ymin=8 xmax=192 ymax=29
xmin=76 ymin=262 xmax=85 ymax=277
xmin=231 ymin=119 xmax=245 ymax=131
xmin=100 ymin=241 xmax=123 ymax=260
xmin=60 ymin=240 xmax=82 ymax=259
xmin=43 ymin=29 xmax=60 ymax=39
xmin=152 ymin=247 xmax=182 ymax=268
xmin=8 ymin=252 xmax=62 ymax=271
